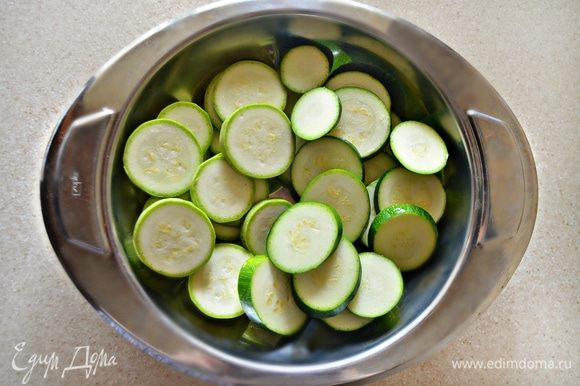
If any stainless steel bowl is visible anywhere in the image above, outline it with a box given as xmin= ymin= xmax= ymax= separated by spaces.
xmin=40 ymin=1 xmax=538 ymax=384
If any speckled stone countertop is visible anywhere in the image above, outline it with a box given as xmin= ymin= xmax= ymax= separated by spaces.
xmin=0 ymin=0 xmax=578 ymax=385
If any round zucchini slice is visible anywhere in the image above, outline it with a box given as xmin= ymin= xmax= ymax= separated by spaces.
xmin=280 ymin=45 xmax=330 ymax=93
xmin=375 ymin=167 xmax=446 ymax=222
xmin=158 ymin=102 xmax=213 ymax=152
xmin=328 ymin=87 xmax=390 ymax=158
xmin=190 ymin=153 xmax=254 ymax=223
xmin=389 ymin=121 xmax=448 ymax=174
xmin=222 ymin=104 xmax=294 ymax=178
xmin=133 ymin=198 xmax=215 ymax=277
xmin=291 ymin=136 xmax=363 ymax=196
xmin=238 ymin=256 xmax=307 ymax=336
xmin=290 ymin=87 xmax=340 ymax=140
xmin=188 ymin=243 xmax=251 ymax=319
xmin=369 ymin=204 xmax=438 ymax=271
xmin=213 ymin=60 xmax=286 ymax=121
xmin=301 ymin=169 xmax=369 ymax=241
xmin=348 ymin=252 xmax=403 ymax=318
xmin=322 ymin=309 xmax=374 ymax=331
xmin=267 ymin=202 xmax=342 ymax=273
xmin=293 ymin=238 xmax=361 ymax=318
xmin=123 ymin=119 xmax=202 ymax=197
xmin=326 ymin=71 xmax=391 ymax=110
xmin=241 ymin=199 xmax=292 ymax=255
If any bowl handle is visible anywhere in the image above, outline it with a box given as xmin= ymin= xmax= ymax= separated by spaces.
xmin=41 ymin=101 xmax=116 ymax=257
xmin=466 ymin=109 xmax=529 ymax=247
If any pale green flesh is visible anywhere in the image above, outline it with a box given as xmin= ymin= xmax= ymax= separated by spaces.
xmin=223 ymin=104 xmax=294 ymax=178
xmin=144 ymin=196 xmax=162 ymax=210
xmin=281 ymin=45 xmax=330 ymax=93
xmin=242 ymin=199 xmax=292 ymax=255
xmin=323 ymin=309 xmax=373 ymax=331
xmin=240 ymin=322 xmax=282 ymax=348
xmin=293 ymin=238 xmax=360 ymax=314
xmin=209 ymin=128 xmax=222 ymax=154
xmin=120 ymin=48 xmax=450 ymax=339
xmin=348 ymin=252 xmax=403 ymax=318
xmin=213 ymin=222 xmax=241 ymax=241
xmin=326 ymin=71 xmax=391 ymax=110
xmin=158 ymin=102 xmax=213 ymax=152
xmin=301 ymin=169 xmax=369 ymax=242
xmin=251 ymin=259 xmax=307 ymax=335
xmin=376 ymin=167 xmax=446 ymax=222
xmin=390 ymin=121 xmax=448 ymax=174
xmin=188 ymin=244 xmax=250 ymax=318
xmin=295 ymin=136 xmax=306 ymax=153
xmin=124 ymin=119 xmax=202 ymax=197
xmin=218 ymin=122 xmax=227 ymax=150
xmin=328 ymin=87 xmax=390 ymax=158
xmin=253 ymin=178 xmax=270 ymax=203
xmin=267 ymin=202 xmax=340 ymax=273
xmin=360 ymin=180 xmax=378 ymax=247
xmin=291 ymin=87 xmax=340 ymax=140
xmin=371 ymin=210 xmax=437 ymax=271
xmin=143 ymin=191 xmax=190 ymax=210
xmin=133 ymin=199 xmax=215 ymax=277
xmin=363 ymin=152 xmax=397 ymax=185
xmin=291 ymin=137 xmax=363 ymax=195
xmin=214 ymin=61 xmax=286 ymax=121
xmin=191 ymin=154 xmax=254 ymax=222
xmin=204 ymin=72 xmax=223 ymax=128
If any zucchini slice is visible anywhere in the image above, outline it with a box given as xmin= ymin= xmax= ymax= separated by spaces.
xmin=375 ymin=167 xmax=446 ymax=222
xmin=240 ymin=322 xmax=282 ymax=348
xmin=301 ymin=169 xmax=370 ymax=241
xmin=293 ymin=238 xmax=361 ymax=317
xmin=369 ymin=204 xmax=438 ymax=271
xmin=280 ymin=45 xmax=330 ymax=93
xmin=328 ymin=87 xmax=390 ymax=158
xmin=188 ymin=243 xmax=251 ymax=319
xmin=191 ymin=154 xmax=254 ymax=223
xmin=360 ymin=179 xmax=378 ymax=247
xmin=322 ymin=308 xmax=374 ymax=332
xmin=363 ymin=152 xmax=397 ymax=185
xmin=267 ymin=202 xmax=342 ymax=273
xmin=389 ymin=121 xmax=448 ymax=174
xmin=326 ymin=70 xmax=391 ymax=110
xmin=213 ymin=222 xmax=241 ymax=241
xmin=253 ymin=178 xmax=270 ymax=203
xmin=204 ymin=72 xmax=223 ymax=129
xmin=143 ymin=191 xmax=190 ymax=210
xmin=238 ymin=256 xmax=307 ymax=335
xmin=209 ymin=128 xmax=222 ymax=154
xmin=348 ymin=252 xmax=403 ymax=318
xmin=291 ymin=87 xmax=340 ymax=140
xmin=241 ymin=199 xmax=292 ymax=255
xmin=133 ymin=198 xmax=215 ymax=278
xmin=213 ymin=60 xmax=286 ymax=121
xmin=123 ymin=119 xmax=202 ymax=197
xmin=222 ymin=104 xmax=294 ymax=178
xmin=291 ymin=136 xmax=363 ymax=195
xmin=158 ymin=102 xmax=213 ymax=152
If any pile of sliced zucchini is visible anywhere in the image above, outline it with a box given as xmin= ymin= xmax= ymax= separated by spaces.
xmin=123 ymin=44 xmax=450 ymax=340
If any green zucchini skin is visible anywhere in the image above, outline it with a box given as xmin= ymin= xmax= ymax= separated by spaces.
xmin=369 ymin=204 xmax=437 ymax=272
xmin=292 ymin=238 xmax=361 ymax=318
